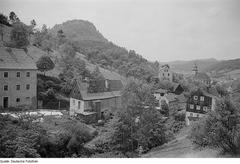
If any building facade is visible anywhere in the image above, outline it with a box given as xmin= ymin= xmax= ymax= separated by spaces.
xmin=185 ymin=89 xmax=217 ymax=125
xmin=0 ymin=47 xmax=37 ymax=109
xmin=69 ymin=79 xmax=123 ymax=123
xmin=158 ymin=64 xmax=173 ymax=82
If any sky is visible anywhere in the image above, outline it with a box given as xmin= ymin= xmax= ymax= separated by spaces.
xmin=1 ymin=0 xmax=240 ymax=62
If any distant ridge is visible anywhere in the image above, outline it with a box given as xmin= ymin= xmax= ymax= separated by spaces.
xmin=160 ymin=58 xmax=219 ymax=74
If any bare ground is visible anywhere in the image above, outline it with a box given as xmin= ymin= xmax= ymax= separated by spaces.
xmin=142 ymin=126 xmax=220 ymax=158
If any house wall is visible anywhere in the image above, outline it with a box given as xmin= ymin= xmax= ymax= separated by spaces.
xmin=83 ymin=96 xmax=122 ymax=113
xmin=185 ymin=111 xmax=205 ymax=126
xmin=159 ymin=67 xmax=173 ymax=82
xmin=69 ymin=97 xmax=84 ymax=116
xmin=185 ymin=92 xmax=216 ymax=125
xmin=0 ymin=69 xmax=37 ymax=109
xmin=186 ymin=94 xmax=212 ymax=114
xmin=154 ymin=93 xmax=169 ymax=109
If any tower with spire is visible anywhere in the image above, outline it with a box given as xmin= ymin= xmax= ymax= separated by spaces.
xmin=192 ymin=63 xmax=198 ymax=75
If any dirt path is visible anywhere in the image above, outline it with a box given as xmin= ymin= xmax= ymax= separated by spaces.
xmin=142 ymin=127 xmax=220 ymax=158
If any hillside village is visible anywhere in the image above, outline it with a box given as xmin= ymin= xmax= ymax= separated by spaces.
xmin=1 ymin=11 xmax=240 ymax=158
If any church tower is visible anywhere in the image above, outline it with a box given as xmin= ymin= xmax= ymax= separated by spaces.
xmin=192 ymin=63 xmax=198 ymax=75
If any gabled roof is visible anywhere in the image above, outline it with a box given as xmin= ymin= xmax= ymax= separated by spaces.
xmin=172 ymin=82 xmax=183 ymax=91
xmin=81 ymin=91 xmax=121 ymax=101
xmin=165 ymin=93 xmax=187 ymax=103
xmin=0 ymin=47 xmax=37 ymax=70
xmin=73 ymin=80 xmax=122 ymax=101
xmin=176 ymin=94 xmax=187 ymax=103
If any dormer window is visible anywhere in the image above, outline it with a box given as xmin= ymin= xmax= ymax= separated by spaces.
xmin=200 ymin=96 xmax=204 ymax=101
xmin=193 ymin=96 xmax=198 ymax=100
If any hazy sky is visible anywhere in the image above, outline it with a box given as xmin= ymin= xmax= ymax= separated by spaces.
xmin=1 ymin=0 xmax=240 ymax=62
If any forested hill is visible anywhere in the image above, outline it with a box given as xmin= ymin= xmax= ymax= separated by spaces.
xmin=50 ymin=20 xmax=108 ymax=43
xmin=49 ymin=19 xmax=159 ymax=82
xmin=204 ymin=58 xmax=240 ymax=73
xmin=203 ymin=58 xmax=240 ymax=78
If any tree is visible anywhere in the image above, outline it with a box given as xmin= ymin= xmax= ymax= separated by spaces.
xmin=57 ymin=29 xmax=66 ymax=46
xmin=10 ymin=22 xmax=29 ymax=48
xmin=29 ymin=19 xmax=37 ymax=34
xmin=59 ymin=42 xmax=76 ymax=58
xmin=9 ymin=11 xmax=20 ymax=24
xmin=161 ymin=100 xmax=169 ymax=116
xmin=190 ymin=98 xmax=240 ymax=155
xmin=215 ymin=84 xmax=228 ymax=97
xmin=32 ymin=24 xmax=49 ymax=47
xmin=41 ymin=39 xmax=52 ymax=54
xmin=111 ymin=79 xmax=173 ymax=153
xmin=0 ymin=24 xmax=3 ymax=42
xmin=0 ymin=13 xmax=10 ymax=26
xmin=0 ymin=114 xmax=46 ymax=158
xmin=36 ymin=55 xmax=55 ymax=75
xmin=30 ymin=19 xmax=36 ymax=27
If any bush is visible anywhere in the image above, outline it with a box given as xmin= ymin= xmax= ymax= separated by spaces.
xmin=174 ymin=110 xmax=186 ymax=122
xmin=190 ymin=98 xmax=240 ymax=155
xmin=0 ymin=114 xmax=46 ymax=158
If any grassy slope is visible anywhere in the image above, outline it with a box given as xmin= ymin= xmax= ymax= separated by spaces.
xmin=142 ymin=126 xmax=220 ymax=158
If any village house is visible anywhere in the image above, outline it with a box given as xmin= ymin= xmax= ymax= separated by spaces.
xmin=154 ymin=86 xmax=186 ymax=112
xmin=69 ymin=68 xmax=124 ymax=123
xmin=191 ymin=64 xmax=211 ymax=86
xmin=158 ymin=64 xmax=173 ymax=82
xmin=0 ymin=47 xmax=37 ymax=109
xmin=185 ymin=89 xmax=217 ymax=125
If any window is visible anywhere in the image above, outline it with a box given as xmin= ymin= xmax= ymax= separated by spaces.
xmin=26 ymin=84 xmax=30 ymax=90
xmin=162 ymin=73 xmax=164 ymax=76
xmin=3 ymin=72 xmax=8 ymax=78
xmin=200 ymin=96 xmax=204 ymax=101
xmin=3 ymin=85 xmax=8 ymax=91
xmin=190 ymin=104 xmax=194 ymax=109
xmin=196 ymin=105 xmax=201 ymax=110
xmin=203 ymin=106 xmax=208 ymax=112
xmin=190 ymin=113 xmax=193 ymax=117
xmin=16 ymin=98 xmax=20 ymax=102
xmin=26 ymin=72 xmax=30 ymax=77
xmin=16 ymin=85 xmax=20 ymax=90
xmin=78 ymin=101 xmax=81 ymax=109
xmin=72 ymin=99 xmax=75 ymax=105
xmin=197 ymin=114 xmax=199 ymax=117
xmin=16 ymin=72 xmax=20 ymax=77
xmin=193 ymin=96 xmax=198 ymax=100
